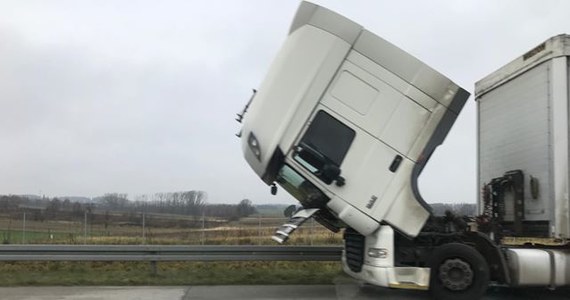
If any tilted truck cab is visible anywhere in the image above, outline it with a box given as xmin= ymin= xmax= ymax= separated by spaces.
xmin=238 ymin=2 xmax=570 ymax=300
xmin=240 ymin=1 xmax=468 ymax=238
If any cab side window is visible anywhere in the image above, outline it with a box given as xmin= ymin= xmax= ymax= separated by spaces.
xmin=294 ymin=110 xmax=355 ymax=183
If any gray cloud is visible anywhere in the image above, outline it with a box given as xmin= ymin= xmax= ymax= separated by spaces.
xmin=1 ymin=0 xmax=569 ymax=205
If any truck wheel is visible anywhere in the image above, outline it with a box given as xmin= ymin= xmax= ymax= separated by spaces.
xmin=429 ymin=243 xmax=489 ymax=300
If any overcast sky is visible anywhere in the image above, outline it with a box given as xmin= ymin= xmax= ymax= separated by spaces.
xmin=1 ymin=0 xmax=569 ymax=205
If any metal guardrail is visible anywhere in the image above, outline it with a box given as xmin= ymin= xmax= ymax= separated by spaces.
xmin=0 ymin=245 xmax=343 ymax=262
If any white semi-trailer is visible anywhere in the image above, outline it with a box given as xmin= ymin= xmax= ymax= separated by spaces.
xmin=237 ymin=2 xmax=570 ymax=299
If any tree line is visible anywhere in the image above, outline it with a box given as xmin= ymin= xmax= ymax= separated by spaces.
xmin=0 ymin=192 xmax=257 ymax=222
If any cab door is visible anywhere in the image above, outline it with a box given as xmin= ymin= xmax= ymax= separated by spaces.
xmin=288 ymin=58 xmax=433 ymax=224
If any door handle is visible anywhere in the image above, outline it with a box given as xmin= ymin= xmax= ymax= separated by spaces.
xmin=389 ymin=155 xmax=403 ymax=173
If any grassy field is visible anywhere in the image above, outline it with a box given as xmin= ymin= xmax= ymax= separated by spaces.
xmin=0 ymin=261 xmax=343 ymax=286
xmin=0 ymin=214 xmax=343 ymax=245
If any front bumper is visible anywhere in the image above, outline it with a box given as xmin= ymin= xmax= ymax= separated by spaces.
xmin=341 ymin=253 xmax=431 ymax=290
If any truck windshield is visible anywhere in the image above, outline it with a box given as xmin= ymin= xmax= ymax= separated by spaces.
xmin=276 ymin=165 xmax=329 ymax=208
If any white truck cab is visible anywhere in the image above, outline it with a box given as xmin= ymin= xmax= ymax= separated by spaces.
xmin=240 ymin=1 xmax=468 ymax=237
xmin=239 ymin=1 xmax=469 ymax=295
xmin=238 ymin=2 xmax=570 ymax=300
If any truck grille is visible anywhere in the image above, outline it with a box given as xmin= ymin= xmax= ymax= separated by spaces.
xmin=344 ymin=228 xmax=365 ymax=273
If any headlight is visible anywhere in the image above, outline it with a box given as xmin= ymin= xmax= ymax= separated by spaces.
xmin=248 ymin=132 xmax=261 ymax=161
xmin=367 ymin=248 xmax=388 ymax=258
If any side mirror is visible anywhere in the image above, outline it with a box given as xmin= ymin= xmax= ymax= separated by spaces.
xmin=283 ymin=205 xmax=298 ymax=218
xmin=270 ymin=183 xmax=278 ymax=195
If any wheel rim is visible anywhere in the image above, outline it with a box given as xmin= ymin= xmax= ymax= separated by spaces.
xmin=438 ymin=258 xmax=474 ymax=291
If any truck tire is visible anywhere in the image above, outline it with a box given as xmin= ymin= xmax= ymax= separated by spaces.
xmin=429 ymin=243 xmax=489 ymax=300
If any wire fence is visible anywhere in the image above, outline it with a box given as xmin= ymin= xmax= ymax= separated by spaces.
xmin=0 ymin=211 xmax=342 ymax=246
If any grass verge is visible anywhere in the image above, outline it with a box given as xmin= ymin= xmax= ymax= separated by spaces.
xmin=0 ymin=261 xmax=343 ymax=286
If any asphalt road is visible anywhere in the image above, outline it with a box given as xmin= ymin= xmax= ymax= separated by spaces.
xmin=0 ymin=284 xmax=568 ymax=300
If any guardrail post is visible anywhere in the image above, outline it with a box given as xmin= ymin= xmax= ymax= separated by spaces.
xmin=150 ymin=260 xmax=157 ymax=276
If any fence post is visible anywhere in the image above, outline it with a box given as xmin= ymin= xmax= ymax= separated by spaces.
xmin=22 ymin=212 xmax=26 ymax=244
xmin=310 ymin=218 xmax=314 ymax=246
xmin=84 ymin=210 xmax=87 ymax=244
xmin=258 ymin=214 xmax=261 ymax=245
xmin=142 ymin=212 xmax=146 ymax=244
xmin=201 ymin=212 xmax=205 ymax=245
